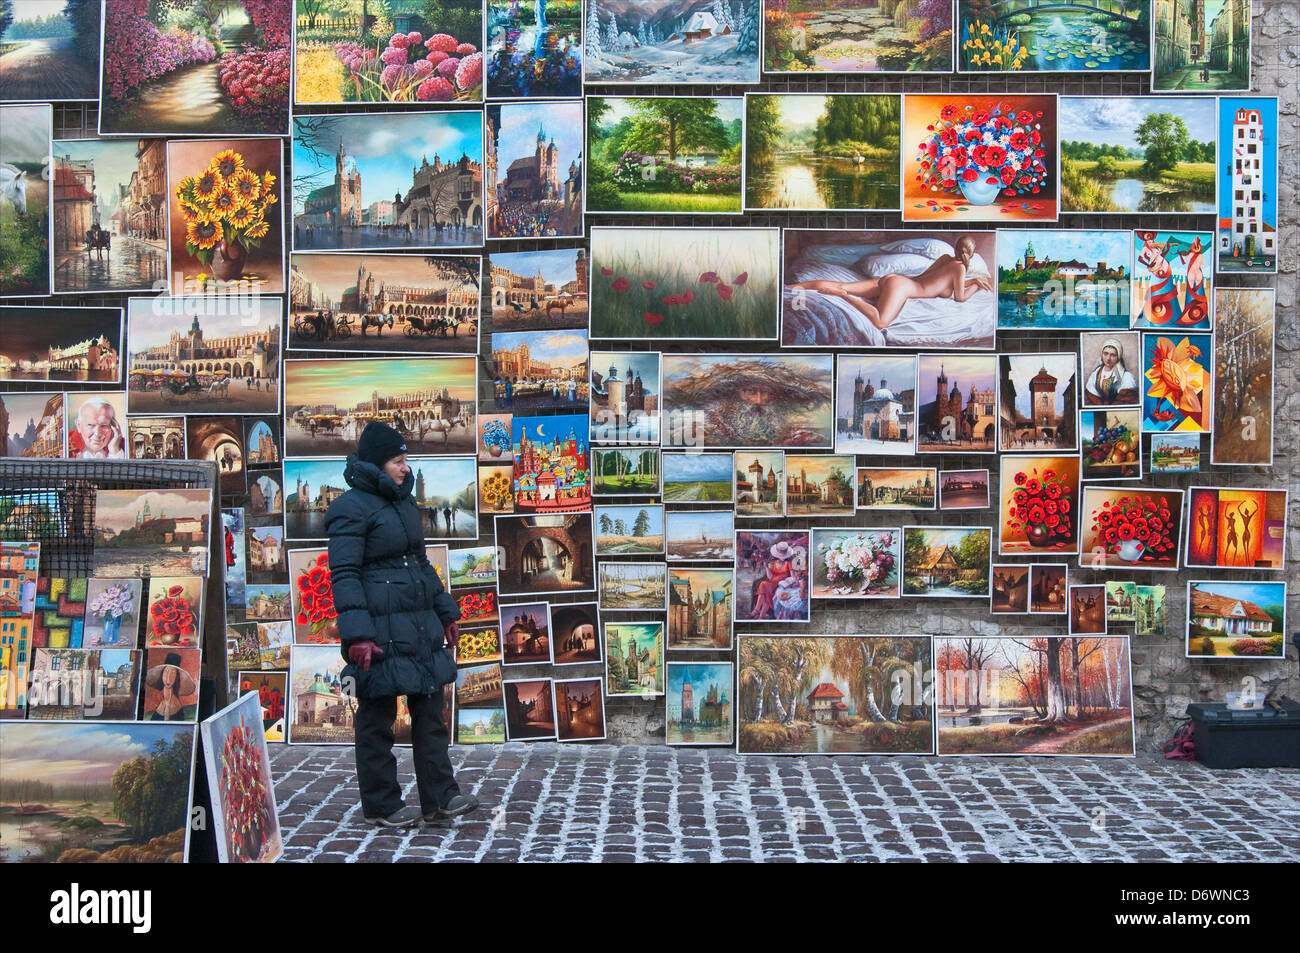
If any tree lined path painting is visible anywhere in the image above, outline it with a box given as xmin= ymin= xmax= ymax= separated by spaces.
xmin=0 ymin=0 xmax=100 ymax=100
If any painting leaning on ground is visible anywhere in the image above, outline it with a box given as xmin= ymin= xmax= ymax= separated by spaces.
xmin=0 ymin=0 xmax=101 ymax=101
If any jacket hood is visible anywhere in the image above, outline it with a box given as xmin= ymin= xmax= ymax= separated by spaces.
xmin=344 ymin=453 xmax=413 ymax=502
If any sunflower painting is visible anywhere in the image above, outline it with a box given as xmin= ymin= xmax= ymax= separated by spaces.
xmin=1141 ymin=332 xmax=1210 ymax=433
xmin=167 ymin=139 xmax=284 ymax=294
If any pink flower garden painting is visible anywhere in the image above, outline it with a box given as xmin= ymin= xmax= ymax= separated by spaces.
xmin=99 ymin=0 xmax=290 ymax=136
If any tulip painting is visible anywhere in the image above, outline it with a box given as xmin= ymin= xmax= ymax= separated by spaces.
xmin=1141 ymin=332 xmax=1210 ymax=433
xmin=590 ymin=227 xmax=780 ymax=340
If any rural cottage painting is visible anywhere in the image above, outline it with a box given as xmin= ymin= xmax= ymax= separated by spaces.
xmin=585 ymin=0 xmax=760 ymax=84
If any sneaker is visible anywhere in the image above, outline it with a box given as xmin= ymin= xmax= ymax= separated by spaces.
xmin=423 ymin=794 xmax=480 ymax=823
xmin=364 ymin=805 xmax=424 ymax=828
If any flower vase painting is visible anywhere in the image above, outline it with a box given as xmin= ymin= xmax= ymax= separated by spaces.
xmin=1079 ymin=487 xmax=1184 ymax=572
xmin=902 ymin=94 xmax=1058 ymax=222
xmin=99 ymin=0 xmax=290 ymax=136
xmin=288 ymin=548 xmax=339 ymax=644
xmin=998 ymin=456 xmax=1080 ymax=556
xmin=1141 ymin=332 xmax=1210 ymax=433
xmin=293 ymin=1 xmax=484 ymax=104
xmin=83 ymin=578 xmax=143 ymax=648
xmin=200 ymin=690 xmax=283 ymax=862
xmin=144 ymin=577 xmax=205 ymax=647
xmin=810 ymin=528 xmax=900 ymax=600
xmin=167 ymin=140 xmax=284 ymax=293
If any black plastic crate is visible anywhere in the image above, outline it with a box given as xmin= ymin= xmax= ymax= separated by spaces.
xmin=1186 ymin=701 xmax=1300 ymax=769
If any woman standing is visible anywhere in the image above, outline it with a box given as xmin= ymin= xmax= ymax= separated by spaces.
xmin=326 ymin=421 xmax=480 ymax=828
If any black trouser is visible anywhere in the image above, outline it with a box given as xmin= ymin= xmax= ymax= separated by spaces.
xmin=354 ymin=692 xmax=459 ymax=817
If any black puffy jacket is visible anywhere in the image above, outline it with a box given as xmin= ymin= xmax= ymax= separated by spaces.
xmin=325 ymin=455 xmax=461 ymax=699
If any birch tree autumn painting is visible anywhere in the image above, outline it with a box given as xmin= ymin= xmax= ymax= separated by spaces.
xmin=935 ymin=635 xmax=1133 ymax=756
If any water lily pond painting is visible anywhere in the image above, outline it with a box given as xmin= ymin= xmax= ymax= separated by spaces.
xmin=957 ymin=0 xmax=1150 ymax=73
xmin=763 ymin=0 xmax=953 ymax=73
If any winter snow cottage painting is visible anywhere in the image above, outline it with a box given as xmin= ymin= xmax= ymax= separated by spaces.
xmin=585 ymin=0 xmax=761 ymax=84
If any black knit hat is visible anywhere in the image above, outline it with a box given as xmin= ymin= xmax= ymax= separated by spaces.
xmin=357 ymin=420 xmax=407 ymax=468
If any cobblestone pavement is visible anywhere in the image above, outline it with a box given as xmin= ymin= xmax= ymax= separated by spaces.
xmin=270 ymin=744 xmax=1300 ymax=863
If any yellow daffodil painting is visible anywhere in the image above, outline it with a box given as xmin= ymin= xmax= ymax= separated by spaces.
xmin=1142 ymin=333 xmax=1210 ymax=433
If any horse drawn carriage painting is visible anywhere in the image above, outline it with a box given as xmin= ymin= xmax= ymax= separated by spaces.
xmin=288 ymin=253 xmax=481 ymax=355
xmin=125 ymin=298 xmax=282 ymax=415
xmin=283 ymin=357 xmax=477 ymax=457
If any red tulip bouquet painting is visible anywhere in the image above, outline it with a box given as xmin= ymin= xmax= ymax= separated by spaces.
xmin=903 ymin=93 xmax=1058 ymax=222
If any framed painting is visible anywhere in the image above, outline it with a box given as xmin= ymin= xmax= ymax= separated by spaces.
xmin=500 ymin=601 xmax=552 ymax=665
xmin=743 ymin=93 xmax=900 ymax=213
xmin=589 ymin=349 xmax=659 ymax=445
xmin=488 ymin=247 xmax=589 ymax=332
xmin=1153 ymin=1 xmax=1249 ymax=92
xmin=734 ymin=450 xmax=784 ymax=518
xmin=733 ymin=528 xmax=810 ymax=623
xmin=235 ymin=670 xmax=287 ymax=743
xmin=1080 ymin=331 xmax=1141 ymax=407
xmin=595 ymin=504 xmax=664 ymax=556
xmin=810 ymin=528 xmax=900 ymax=600
xmin=93 ymin=489 xmax=211 ymax=578
xmin=856 ymin=468 xmax=936 ymax=510
xmin=553 ymin=678 xmax=605 ymax=742
xmin=504 ymin=679 xmax=555 ymax=741
xmin=0 ymin=0 xmax=101 ymax=102
xmin=996 ymin=230 xmax=1129 ymax=331
xmin=784 ymin=454 xmax=855 ymax=517
xmin=1131 ymin=229 xmax=1212 ymax=331
xmin=511 ymin=413 xmax=591 ymax=513
xmin=1105 ymin=580 xmax=1136 ymax=624
xmin=737 ymin=635 xmax=934 ymax=755
xmin=667 ymin=567 xmax=734 ymax=649
xmin=495 ymin=513 xmax=595 ymax=597
xmin=485 ymin=100 xmax=583 ymax=239
xmin=666 ymin=662 xmax=734 ymax=747
xmin=956 ymin=1 xmax=1150 ymax=73
xmin=1133 ymin=585 xmax=1166 ymax=637
xmin=592 ymin=448 xmax=661 ymax=497
xmin=492 ymin=329 xmax=589 ymax=413
xmin=1184 ymin=487 xmax=1287 ymax=572
xmin=187 ymin=416 xmax=246 ymax=496
xmin=99 ymin=0 xmax=289 ymax=136
xmin=835 ymin=355 xmax=917 ymax=455
xmin=290 ymin=111 xmax=484 ymax=251
xmin=0 ymin=393 xmax=64 ymax=458
xmin=0 ymin=104 xmax=51 ymax=298
xmin=244 ymin=583 xmax=290 ymax=622
xmin=604 ymin=621 xmax=664 ymax=697
xmin=287 ymin=644 xmax=355 ymax=744
xmin=998 ymin=353 xmax=1079 ymax=453
xmin=1078 ymin=486 xmax=1184 ymax=572
xmin=661 ymin=352 xmax=833 ymax=449
xmin=288 ymin=253 xmax=480 ymax=356
xmin=665 ymin=510 xmax=733 ymax=562
xmin=1186 ymin=581 xmax=1286 ymax=660
xmin=585 ymin=2 xmax=760 ymax=84
xmin=782 ymin=229 xmax=998 ymax=349
xmin=762 ymin=0 xmax=952 ymax=73
xmin=287 ymin=547 xmax=338 ymax=643
xmin=1059 ymin=97 xmax=1216 ymax=215
xmin=586 ymin=96 xmax=744 ymax=214
xmin=128 ymin=417 xmax=186 ymax=461
xmin=143 ymin=576 xmax=205 ymax=648
xmin=597 ymin=561 xmax=665 ymax=611
xmin=140 ymin=647 xmax=200 ymax=722
xmin=662 ymin=452 xmax=732 ymax=502
xmin=83 ymin=578 xmax=142 ymax=648
xmin=939 ymin=470 xmax=989 ymax=511
xmin=456 ymin=707 xmax=506 ymax=744
xmin=1211 ymin=288 xmax=1274 ymax=466
xmin=1148 ymin=432 xmax=1200 ymax=474
xmin=485 ymin=0 xmax=581 ymax=98
xmin=935 ymin=636 xmax=1134 ymax=757
xmin=27 ymin=648 xmax=140 ymax=720
xmin=0 ymin=306 xmax=122 ymax=388
xmin=990 ymin=563 xmax=1029 ymax=614
xmin=1069 ymin=584 xmax=1107 ymax=635
xmin=1141 ymin=332 xmax=1210 ymax=433
xmin=550 ymin=602 xmax=601 ymax=666
xmin=915 ymin=354 xmax=997 ymax=453
xmin=455 ymin=626 xmax=502 ymax=666
xmin=902 ymin=525 xmax=991 ymax=598
xmin=1029 ymin=564 xmax=1068 ymax=615
xmin=200 ymin=689 xmax=283 ymax=862
xmin=1080 ymin=409 xmax=1142 ymax=481
xmin=455 ymin=662 xmax=503 ymax=710
xmin=589 ymin=227 xmax=780 ymax=341
xmin=478 ymin=464 xmax=514 ymax=516
xmin=448 ymin=545 xmax=497 ymax=588
xmin=901 ymin=93 xmax=1059 ymax=222
xmin=1216 ymin=98 xmax=1277 ymax=274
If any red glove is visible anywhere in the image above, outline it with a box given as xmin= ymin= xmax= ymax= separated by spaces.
xmin=347 ymin=640 xmax=384 ymax=672
xmin=443 ymin=622 xmax=459 ymax=650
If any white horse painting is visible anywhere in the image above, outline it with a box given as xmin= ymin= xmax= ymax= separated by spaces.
xmin=0 ymin=164 xmax=29 ymax=216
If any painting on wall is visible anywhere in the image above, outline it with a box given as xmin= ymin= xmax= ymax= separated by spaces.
xmin=1216 ymin=98 xmax=1277 ymax=274
xmin=92 ymin=489 xmax=211 ymax=578
xmin=553 ymin=678 xmax=605 ymax=742
xmin=140 ymin=647 xmax=201 ymax=722
xmin=996 ymin=230 xmax=1128 ymax=331
xmin=902 ymin=93 xmax=1058 ymax=222
xmin=456 ymin=662 xmax=503 ymax=710
xmin=998 ymin=353 xmax=1078 ymax=453
xmin=666 ymin=662 xmax=734 ymax=747
xmin=0 ymin=722 xmax=196 ymax=862
xmin=1141 ymin=332 xmax=1210 ymax=433
xmin=288 ymin=643 xmax=355 ymax=744
xmin=1184 ymin=487 xmax=1287 ymax=572
xmin=734 ymin=529 xmax=810 ymax=623
xmin=939 ymin=470 xmax=988 ymax=511
xmin=128 ymin=417 xmax=186 ymax=461
xmin=0 ymin=306 xmax=122 ymax=386
xmin=1149 ymin=433 xmax=1201 ymax=474
xmin=0 ymin=0 xmax=101 ymax=101
xmin=1029 ymin=564 xmax=1068 ymax=615
xmin=762 ymin=0 xmax=952 ymax=73
xmin=1069 ymin=584 xmax=1107 ymax=635
xmin=990 ymin=564 xmax=1028 ymax=614
xmin=1106 ymin=580 xmax=1136 ymax=623
xmin=200 ymin=690 xmax=283 ymax=863
xmin=662 ymin=452 xmax=732 ymax=502
xmin=782 ymin=229 xmax=997 ymax=349
xmin=856 ymin=468 xmax=936 ymax=510
xmin=495 ymin=513 xmax=595 ymax=597
xmin=1131 ymin=229 xmax=1212 ymax=331
xmin=1080 ymin=410 xmax=1142 ymax=481
xmin=835 ymin=355 xmax=917 ymax=455
xmin=1186 ymin=581 xmax=1286 ymax=660
xmin=744 ymin=93 xmax=900 ymax=212
xmin=551 ymin=602 xmax=601 ymax=666
xmin=1211 ymin=288 xmax=1274 ymax=466
xmin=488 ymin=247 xmax=589 ymax=332
xmin=665 ymin=510 xmax=733 ymax=562
xmin=597 ymin=561 xmax=664 ymax=611
xmin=957 ymin=1 xmax=1150 ymax=73
xmin=485 ymin=100 xmax=583 ymax=239
xmin=1079 ymin=486 xmax=1184 ymax=572
xmin=0 ymin=393 xmax=64 ymax=459
xmin=661 ymin=353 xmax=833 ymax=448
xmin=902 ymin=525 xmax=991 ymax=598
xmin=1152 ymin=0 xmax=1249 ymax=92
xmin=585 ymin=0 xmax=761 ymax=84
xmin=504 ymin=679 xmax=555 ymax=741
xmin=595 ymin=504 xmax=664 ymax=555
xmin=511 ymin=413 xmax=591 ymax=513
xmin=500 ymin=601 xmax=551 ymax=665
xmin=592 ymin=448 xmax=661 ymax=497
xmin=455 ymin=707 xmax=506 ymax=744
xmin=605 ymin=621 xmax=664 ymax=697
xmin=485 ymin=0 xmax=581 ymax=98
xmin=587 ymin=96 xmax=744 ymax=214
xmin=291 ymin=111 xmax=484 ymax=251
xmin=667 ymin=567 xmax=734 ymax=650
xmin=27 ymin=648 xmax=141 ymax=720
xmin=1133 ymin=585 xmax=1166 ymax=637
xmin=784 ymin=455 xmax=855 ymax=517
xmin=935 ymin=636 xmax=1134 ymax=757
xmin=455 ymin=626 xmax=502 ymax=667
xmin=287 ymin=548 xmax=338 ymax=644
xmin=737 ymin=636 xmax=934 ymax=755
xmin=589 ymin=349 xmax=659 ymax=445
xmin=1080 ymin=331 xmax=1141 ymax=407
xmin=734 ymin=450 xmax=784 ymax=518
xmin=1059 ymin=96 xmax=1216 ymax=215
xmin=0 ymin=104 xmax=51 ymax=298
xmin=589 ymin=227 xmax=780 ymax=341
xmin=810 ymin=528 xmax=899 ymax=600
xmin=83 ymin=578 xmax=142 ymax=648
xmin=915 ymin=354 xmax=998 ymax=454
xmin=235 ymin=670 xmax=287 ymax=743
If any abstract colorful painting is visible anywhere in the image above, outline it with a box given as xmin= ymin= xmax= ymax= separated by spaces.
xmin=1141 ymin=332 xmax=1210 ymax=433
xmin=1184 ymin=487 xmax=1287 ymax=572
xmin=737 ymin=635 xmax=934 ymax=755
xmin=1131 ymin=229 xmax=1212 ymax=330
xmin=511 ymin=413 xmax=590 ymax=513
xmin=1216 ymin=98 xmax=1277 ymax=274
